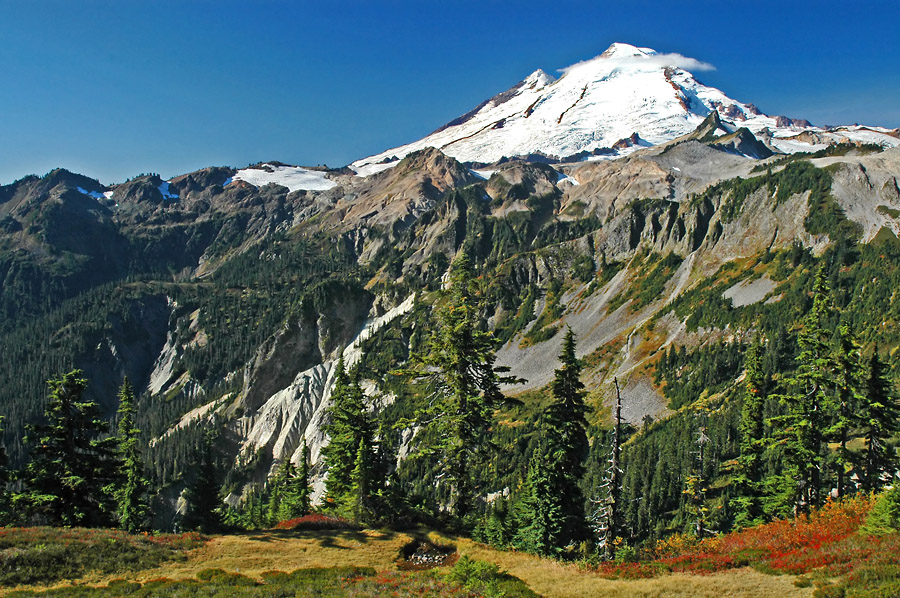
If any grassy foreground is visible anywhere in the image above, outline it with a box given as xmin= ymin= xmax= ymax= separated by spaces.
xmin=4 ymin=498 xmax=899 ymax=597
xmin=0 ymin=525 xmax=812 ymax=598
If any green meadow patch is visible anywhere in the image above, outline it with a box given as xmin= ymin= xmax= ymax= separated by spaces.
xmin=0 ymin=527 xmax=205 ymax=587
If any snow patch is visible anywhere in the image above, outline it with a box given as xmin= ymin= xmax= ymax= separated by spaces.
xmin=76 ymin=187 xmax=105 ymax=200
xmin=351 ymin=162 xmax=398 ymax=177
xmin=233 ymin=164 xmax=337 ymax=192
xmin=769 ymin=138 xmax=828 ymax=154
xmin=470 ymin=169 xmax=496 ymax=180
xmin=556 ymin=170 xmax=580 ymax=186
xmin=158 ymin=181 xmax=178 ymax=200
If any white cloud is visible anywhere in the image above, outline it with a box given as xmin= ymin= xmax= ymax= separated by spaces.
xmin=648 ymin=52 xmax=717 ymax=72
xmin=560 ymin=52 xmax=716 ymax=76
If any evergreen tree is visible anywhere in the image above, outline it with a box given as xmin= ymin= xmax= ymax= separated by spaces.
xmin=266 ymin=459 xmax=293 ymax=525
xmin=769 ymin=269 xmax=833 ymax=516
xmin=114 ymin=378 xmax=151 ymax=532
xmin=21 ymin=370 xmax=117 ymax=526
xmin=827 ymin=324 xmax=864 ymax=498
xmin=732 ymin=337 xmax=768 ymax=528
xmin=321 ymin=359 xmax=376 ymax=508
xmin=860 ymin=483 xmax=900 ymax=536
xmin=181 ymin=429 xmax=222 ymax=533
xmin=408 ymin=252 xmax=520 ymax=521
xmin=859 ymin=350 xmax=900 ymax=492
xmin=513 ymin=443 xmax=564 ymax=556
xmin=345 ymin=437 xmax=374 ymax=523
xmin=543 ymin=327 xmax=590 ymax=548
xmin=0 ymin=416 xmax=10 ymax=525
xmin=685 ymin=415 xmax=711 ymax=538
xmin=475 ymin=497 xmax=514 ymax=547
xmin=266 ymin=441 xmax=311 ymax=524
xmin=292 ymin=437 xmax=312 ymax=518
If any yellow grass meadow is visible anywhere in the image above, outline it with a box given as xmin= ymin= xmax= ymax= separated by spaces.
xmin=0 ymin=527 xmax=814 ymax=598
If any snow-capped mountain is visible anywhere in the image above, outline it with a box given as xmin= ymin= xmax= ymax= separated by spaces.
xmin=354 ymin=42 xmax=899 ymax=169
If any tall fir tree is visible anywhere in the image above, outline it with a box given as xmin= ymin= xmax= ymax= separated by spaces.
xmin=769 ymin=268 xmax=834 ymax=516
xmin=322 ymin=358 xmax=376 ymax=507
xmin=114 ymin=378 xmax=151 ymax=532
xmin=345 ymin=437 xmax=374 ymax=523
xmin=543 ymin=327 xmax=590 ymax=548
xmin=409 ymin=252 xmax=520 ymax=521
xmin=21 ymin=370 xmax=117 ymax=527
xmin=266 ymin=459 xmax=294 ymax=525
xmin=859 ymin=349 xmax=900 ymax=492
xmin=593 ymin=378 xmax=624 ymax=559
xmin=292 ymin=437 xmax=312 ymax=518
xmin=827 ymin=324 xmax=864 ymax=497
xmin=181 ymin=429 xmax=222 ymax=533
xmin=266 ymin=440 xmax=312 ymax=524
xmin=732 ymin=337 xmax=769 ymax=528
xmin=685 ymin=415 xmax=711 ymax=537
xmin=513 ymin=443 xmax=565 ymax=556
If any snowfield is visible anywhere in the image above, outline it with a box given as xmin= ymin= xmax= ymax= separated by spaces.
xmin=234 ymin=164 xmax=337 ymax=192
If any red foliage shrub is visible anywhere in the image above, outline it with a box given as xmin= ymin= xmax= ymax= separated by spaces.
xmin=273 ymin=513 xmax=356 ymax=530
xmin=599 ymin=495 xmax=884 ymax=579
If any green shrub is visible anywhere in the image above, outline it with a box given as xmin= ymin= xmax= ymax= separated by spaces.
xmin=572 ymin=254 xmax=596 ymax=283
xmin=195 ymin=568 xmax=227 ymax=581
xmin=104 ymin=579 xmax=141 ymax=593
xmin=860 ymin=487 xmax=900 ymax=536
xmin=445 ymin=556 xmax=539 ymax=598
xmin=259 ymin=570 xmax=290 ymax=584
xmin=607 ymin=251 xmax=683 ymax=313
xmin=209 ymin=572 xmax=257 ymax=586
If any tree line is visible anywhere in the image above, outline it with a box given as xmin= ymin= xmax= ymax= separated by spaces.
xmin=730 ymin=268 xmax=899 ymax=526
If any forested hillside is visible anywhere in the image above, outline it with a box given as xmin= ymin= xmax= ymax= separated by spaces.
xmin=1 ymin=126 xmax=900 ymax=562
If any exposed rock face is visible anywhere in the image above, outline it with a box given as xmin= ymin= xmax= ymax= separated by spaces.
xmin=77 ymin=294 xmax=172 ymax=413
xmin=226 ymin=294 xmax=416 ymax=502
xmin=332 ymin=148 xmax=478 ymax=233
xmin=240 ymin=313 xmax=323 ymax=414
xmin=821 ymin=149 xmax=900 ymax=242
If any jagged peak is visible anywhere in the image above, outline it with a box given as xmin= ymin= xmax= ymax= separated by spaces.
xmin=693 ymin=111 xmax=724 ymax=141
xmin=523 ymin=68 xmax=555 ymax=89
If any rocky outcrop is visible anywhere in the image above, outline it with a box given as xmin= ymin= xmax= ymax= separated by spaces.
xmin=228 ymin=294 xmax=416 ymax=502
xmin=239 ymin=313 xmax=322 ymax=414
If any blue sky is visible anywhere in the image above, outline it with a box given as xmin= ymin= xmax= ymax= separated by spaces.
xmin=1 ymin=0 xmax=898 ymax=185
